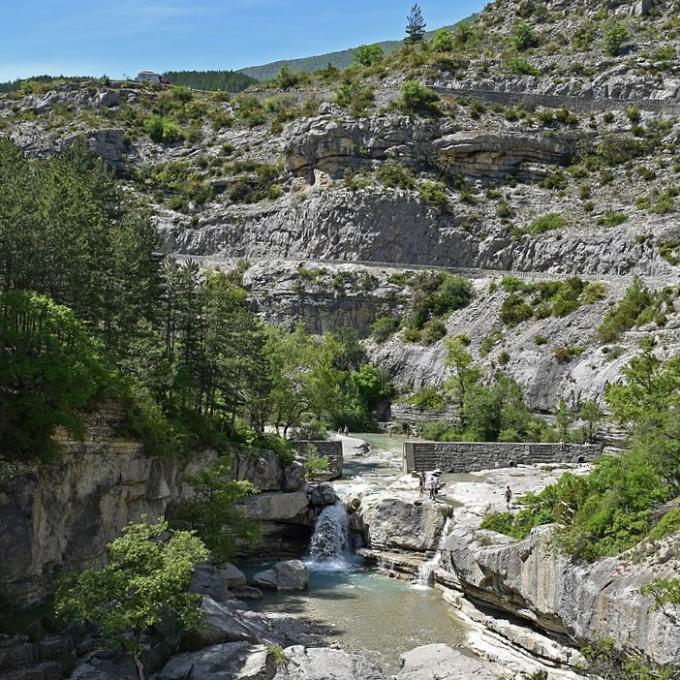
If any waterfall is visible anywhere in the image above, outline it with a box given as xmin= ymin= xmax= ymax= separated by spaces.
xmin=308 ymin=502 xmax=352 ymax=569
xmin=414 ymin=517 xmax=453 ymax=588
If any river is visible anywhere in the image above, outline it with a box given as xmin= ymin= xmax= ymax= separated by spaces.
xmin=244 ymin=432 xmax=472 ymax=672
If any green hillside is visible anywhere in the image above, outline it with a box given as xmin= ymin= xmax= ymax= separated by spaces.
xmin=239 ymin=21 xmax=471 ymax=81
xmin=163 ymin=69 xmax=257 ymax=93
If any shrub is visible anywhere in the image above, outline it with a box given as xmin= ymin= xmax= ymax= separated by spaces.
xmin=371 ymin=315 xmax=401 ymax=343
xmin=398 ymin=81 xmax=441 ymax=116
xmin=597 ymin=211 xmax=628 ymax=228
xmin=554 ymin=345 xmax=584 ymax=363
xmin=377 ymin=161 xmax=416 ymax=189
xmin=648 ymin=508 xmax=680 ymax=542
xmin=236 ymin=95 xmax=267 ymax=127
xmin=625 ymin=105 xmax=641 ymax=124
xmin=597 ymin=277 xmax=656 ymax=342
xmin=144 ymin=115 xmax=182 ymax=143
xmin=406 ymin=387 xmax=446 ymax=410
xmin=431 ymin=28 xmax=454 ymax=52
xmin=512 ymin=21 xmax=539 ymax=51
xmin=526 ymin=213 xmax=566 ymax=234
xmin=421 ymin=318 xmax=447 ymax=345
xmin=355 ymin=44 xmax=384 ymax=67
xmin=501 ymin=293 xmax=534 ymax=326
xmin=419 ymin=180 xmax=448 ymax=209
xmin=595 ymin=134 xmax=645 ymax=166
xmin=534 ymin=335 xmax=548 ymax=346
xmin=335 ymin=81 xmax=375 ymax=117
xmin=602 ymin=22 xmax=630 ymax=57
xmin=506 ymin=56 xmax=539 ymax=76
xmin=55 ymin=521 xmax=209 ymax=679
xmin=275 ymin=65 xmax=300 ymax=89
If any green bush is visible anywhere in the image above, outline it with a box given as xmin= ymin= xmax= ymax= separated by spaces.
xmin=377 ymin=161 xmax=416 ymax=189
xmin=602 ymin=22 xmax=630 ymax=57
xmin=553 ymin=345 xmax=584 ymax=363
xmin=406 ymin=387 xmax=446 ymax=410
xmin=421 ymin=318 xmax=447 ymax=345
xmin=648 ymin=508 xmax=680 ymax=542
xmin=506 ymin=56 xmax=539 ymax=76
xmin=501 ymin=293 xmax=534 ymax=326
xmin=597 ymin=211 xmax=628 ymax=228
xmin=371 ymin=315 xmax=401 ymax=343
xmin=597 ymin=277 xmax=656 ymax=342
xmin=398 ymin=81 xmax=441 ymax=116
xmin=419 ymin=180 xmax=448 ymax=208
xmin=526 ymin=213 xmax=566 ymax=234
xmin=144 ymin=115 xmax=182 ymax=143
xmin=355 ymin=44 xmax=384 ymax=67
xmin=512 ymin=21 xmax=539 ymax=51
xmin=431 ymin=29 xmax=454 ymax=52
xmin=335 ymin=81 xmax=375 ymax=117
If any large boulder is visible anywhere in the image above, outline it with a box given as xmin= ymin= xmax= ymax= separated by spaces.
xmin=190 ymin=563 xmax=247 ymax=602
xmin=192 ymin=597 xmax=262 ymax=647
xmin=157 ymin=642 xmax=274 ymax=680
xmin=241 ymin=491 xmax=309 ymax=523
xmin=356 ymin=493 xmax=450 ymax=553
xmin=306 ymin=482 xmax=338 ymax=508
xmin=442 ymin=525 xmax=680 ymax=668
xmin=273 ymin=645 xmax=387 ymax=680
xmin=252 ymin=560 xmax=308 ymax=592
xmin=232 ymin=450 xmax=285 ymax=492
xmin=397 ymin=644 xmax=499 ymax=680
xmin=69 ymin=653 xmax=137 ymax=680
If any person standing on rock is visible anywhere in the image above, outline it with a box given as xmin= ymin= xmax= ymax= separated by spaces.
xmin=343 ymin=425 xmax=349 ymax=436
xmin=505 ymin=485 xmax=513 ymax=509
xmin=429 ymin=475 xmax=438 ymax=501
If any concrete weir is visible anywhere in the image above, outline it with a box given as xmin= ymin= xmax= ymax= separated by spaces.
xmin=402 ymin=441 xmax=602 ymax=473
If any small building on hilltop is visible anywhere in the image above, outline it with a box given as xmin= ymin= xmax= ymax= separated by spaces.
xmin=136 ymin=70 xmax=167 ymax=84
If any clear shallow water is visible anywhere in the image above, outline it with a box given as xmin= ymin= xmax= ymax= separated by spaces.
xmin=249 ymin=562 xmax=468 ymax=672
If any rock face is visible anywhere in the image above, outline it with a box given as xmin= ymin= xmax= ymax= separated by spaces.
xmin=432 ymin=131 xmax=576 ymax=182
xmin=273 ymin=646 xmax=387 ymax=680
xmin=441 ymin=525 xmax=680 ymax=668
xmin=190 ymin=563 xmax=247 ymax=602
xmin=252 ymin=560 xmax=309 ymax=592
xmin=0 ymin=407 xmax=318 ymax=604
xmin=157 ymin=642 xmax=274 ymax=680
xmin=0 ymin=437 xmax=210 ymax=604
xmin=397 ymin=644 xmax=499 ymax=680
xmin=355 ymin=494 xmax=450 ymax=553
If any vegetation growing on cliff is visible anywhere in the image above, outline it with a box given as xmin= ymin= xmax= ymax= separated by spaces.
xmin=482 ymin=340 xmax=680 ymax=560
xmin=0 ymin=140 xmax=390 ymax=462
xmin=56 ymin=520 xmax=208 ymax=680
xmin=418 ymin=337 xmax=558 ymax=444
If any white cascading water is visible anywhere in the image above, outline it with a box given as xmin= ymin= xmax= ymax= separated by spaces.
xmin=414 ymin=517 xmax=453 ymax=588
xmin=308 ymin=501 xmax=352 ymax=570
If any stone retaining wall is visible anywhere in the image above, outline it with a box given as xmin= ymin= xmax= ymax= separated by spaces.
xmin=390 ymin=403 xmax=460 ymax=426
xmin=292 ymin=440 xmax=343 ymax=480
xmin=403 ymin=441 xmax=601 ymax=473
xmin=431 ymin=86 xmax=680 ymax=115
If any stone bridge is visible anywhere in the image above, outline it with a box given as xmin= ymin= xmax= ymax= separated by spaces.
xmin=403 ymin=441 xmax=602 ymax=473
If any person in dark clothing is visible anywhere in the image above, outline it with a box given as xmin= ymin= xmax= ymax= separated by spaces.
xmin=429 ymin=475 xmax=438 ymax=500
xmin=505 ymin=485 xmax=513 ymax=509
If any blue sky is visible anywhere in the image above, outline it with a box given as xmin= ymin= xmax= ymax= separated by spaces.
xmin=0 ymin=0 xmax=487 ymax=82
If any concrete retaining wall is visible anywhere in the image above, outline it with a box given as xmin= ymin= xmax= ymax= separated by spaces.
xmin=292 ymin=440 xmax=343 ymax=480
xmin=403 ymin=441 xmax=602 ymax=473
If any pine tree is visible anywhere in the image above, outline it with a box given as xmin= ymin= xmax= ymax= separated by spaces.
xmin=405 ymin=3 xmax=426 ymax=44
